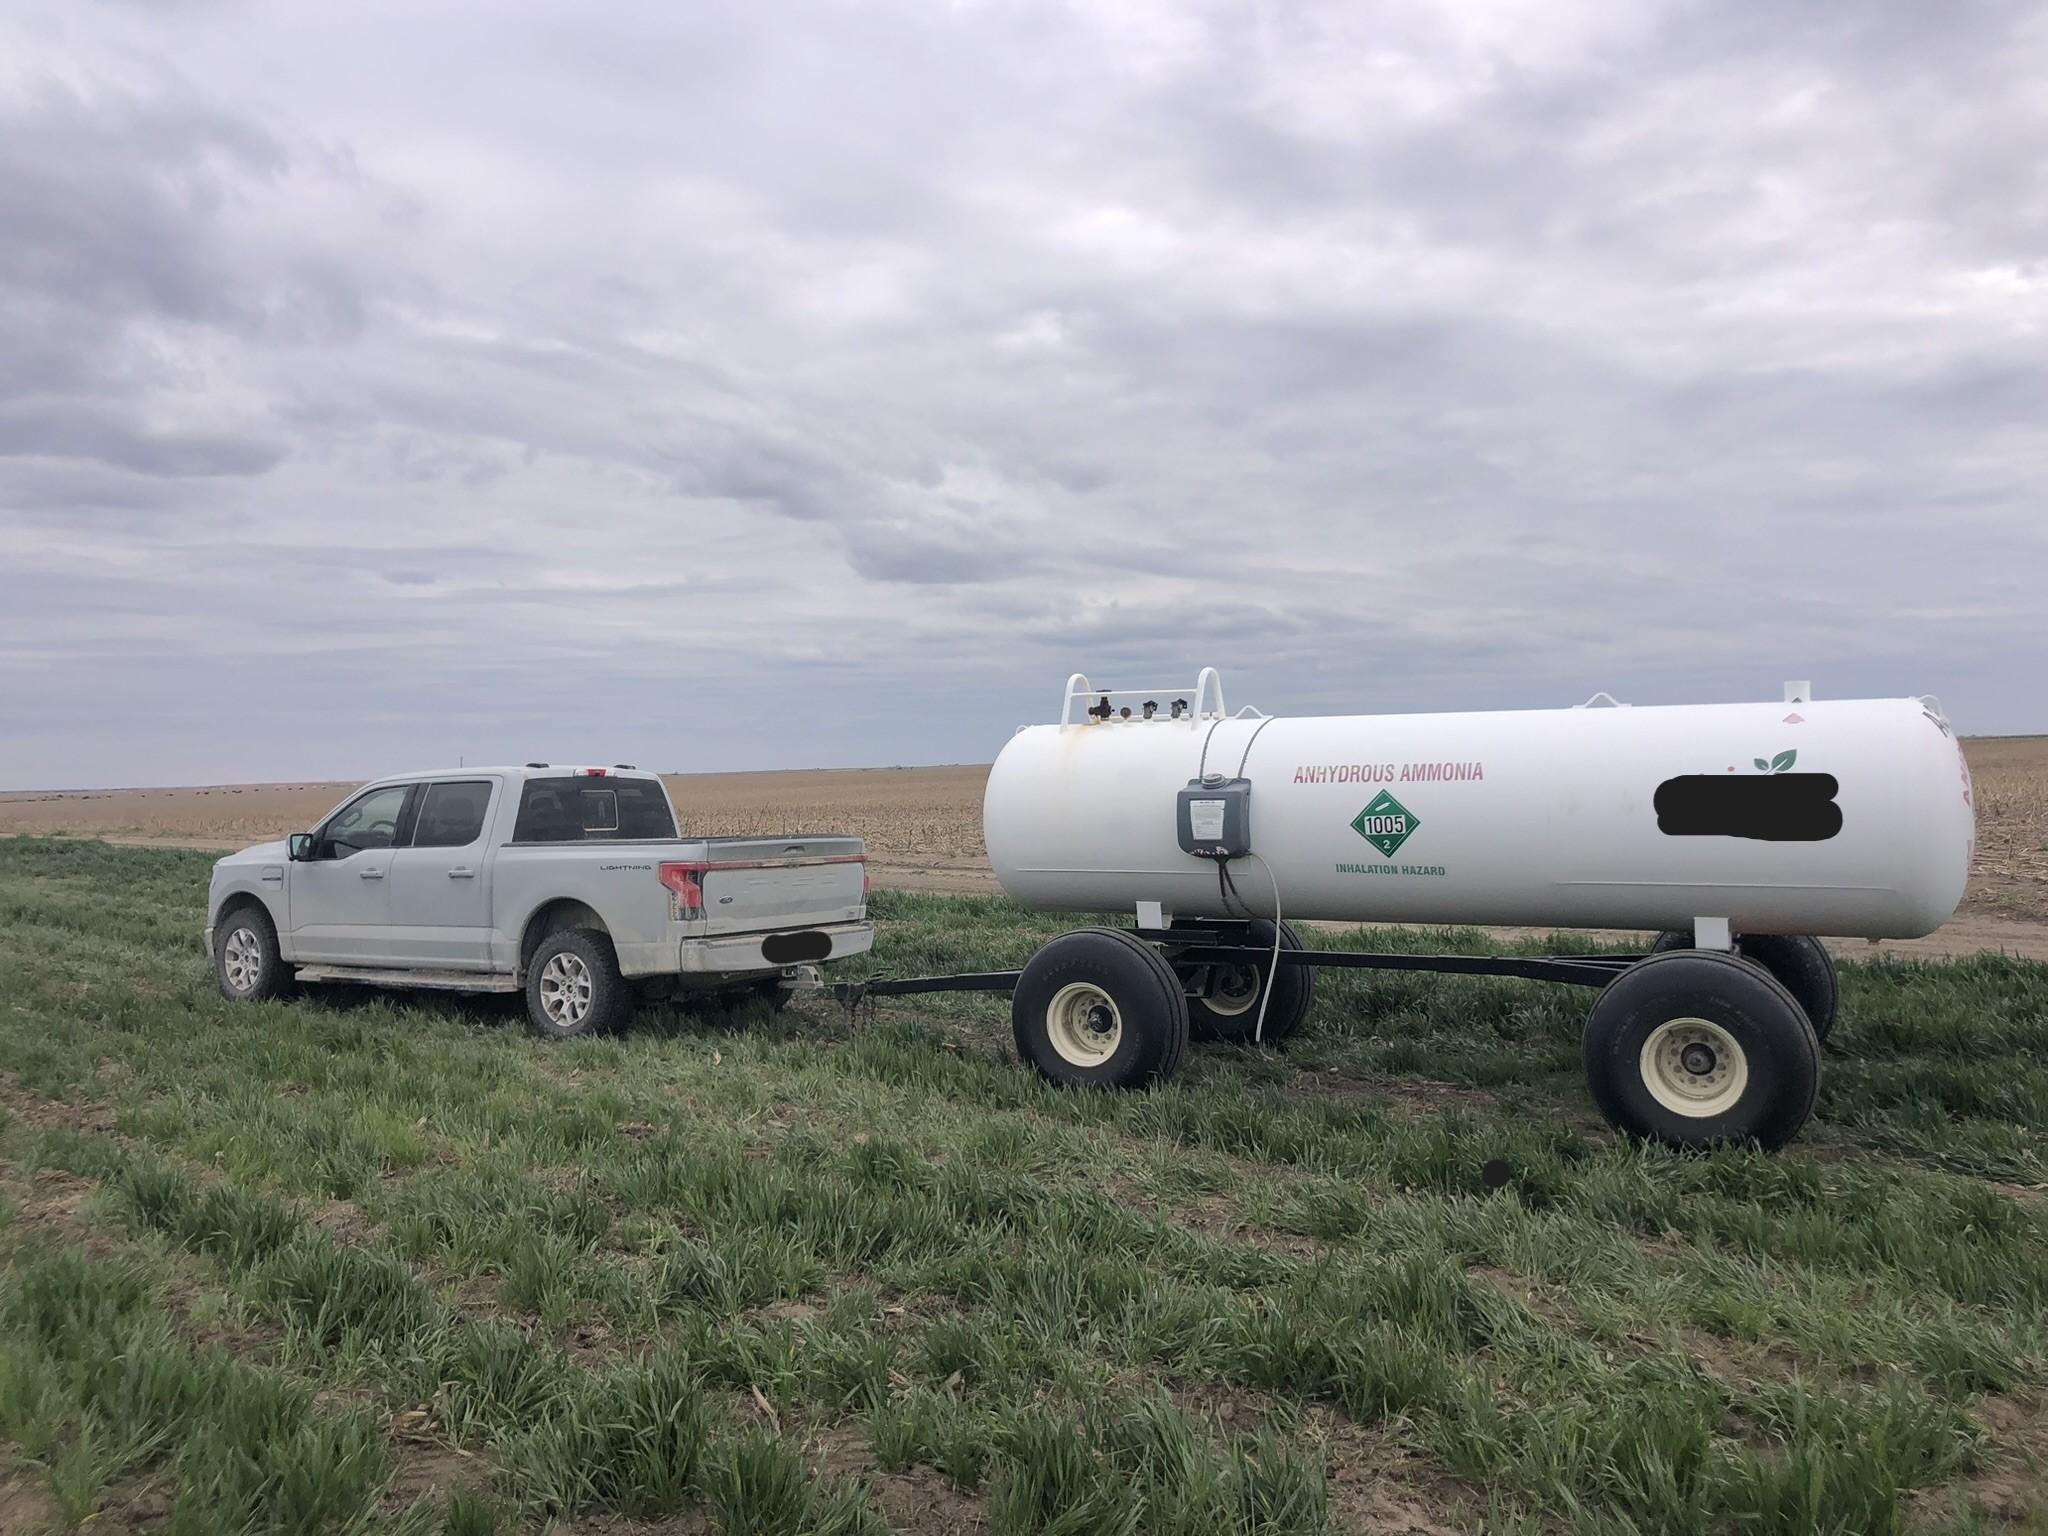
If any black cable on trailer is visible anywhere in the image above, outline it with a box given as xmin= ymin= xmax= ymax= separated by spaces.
xmin=1223 ymin=713 xmax=1283 ymax=1039
xmin=1234 ymin=714 xmax=1274 ymax=778
xmin=1219 ymin=858 xmax=1251 ymax=917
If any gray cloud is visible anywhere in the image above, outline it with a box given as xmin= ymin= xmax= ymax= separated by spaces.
xmin=0 ymin=0 xmax=2042 ymax=788
xmin=0 ymin=400 xmax=285 ymax=477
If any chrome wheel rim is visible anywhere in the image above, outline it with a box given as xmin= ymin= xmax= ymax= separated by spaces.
xmin=222 ymin=927 xmax=262 ymax=992
xmin=1046 ymin=981 xmax=1122 ymax=1066
xmin=539 ymin=952 xmax=594 ymax=1028
xmin=1204 ymin=965 xmax=1261 ymax=1017
xmin=1640 ymin=1017 xmax=1748 ymax=1117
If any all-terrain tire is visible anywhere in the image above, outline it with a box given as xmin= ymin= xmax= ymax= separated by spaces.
xmin=1013 ymin=928 xmax=1190 ymax=1090
xmin=1183 ymin=919 xmax=1317 ymax=1045
xmin=1650 ymin=931 xmax=1840 ymax=1041
xmin=1584 ymin=949 xmax=1821 ymax=1150
xmin=525 ymin=928 xmax=631 ymax=1040
xmin=213 ymin=902 xmax=294 ymax=1002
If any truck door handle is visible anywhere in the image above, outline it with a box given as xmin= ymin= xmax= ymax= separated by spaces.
xmin=358 ymin=868 xmax=385 ymax=881
xmin=447 ymin=868 xmax=476 ymax=879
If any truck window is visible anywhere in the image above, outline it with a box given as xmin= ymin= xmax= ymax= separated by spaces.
xmin=316 ymin=783 xmax=416 ymax=859
xmin=512 ymin=777 xmax=677 ymax=842
xmin=412 ymin=780 xmax=493 ymax=849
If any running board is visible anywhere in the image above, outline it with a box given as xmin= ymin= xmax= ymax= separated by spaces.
xmin=293 ymin=965 xmax=520 ymax=993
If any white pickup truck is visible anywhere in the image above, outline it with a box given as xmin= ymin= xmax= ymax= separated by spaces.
xmin=204 ymin=765 xmax=873 ymax=1037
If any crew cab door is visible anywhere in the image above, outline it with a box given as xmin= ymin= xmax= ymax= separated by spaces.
xmin=287 ymin=782 xmax=418 ymax=963
xmin=386 ymin=779 xmax=499 ymax=969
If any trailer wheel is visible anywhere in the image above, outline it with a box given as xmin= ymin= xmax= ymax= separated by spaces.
xmin=525 ymin=929 xmax=630 ymax=1040
xmin=1183 ymin=920 xmax=1317 ymax=1045
xmin=1584 ymin=950 xmax=1820 ymax=1150
xmin=1014 ymin=928 xmax=1189 ymax=1089
xmin=1650 ymin=931 xmax=1839 ymax=1041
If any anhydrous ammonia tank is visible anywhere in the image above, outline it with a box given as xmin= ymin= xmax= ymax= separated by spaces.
xmin=984 ymin=672 xmax=1975 ymax=940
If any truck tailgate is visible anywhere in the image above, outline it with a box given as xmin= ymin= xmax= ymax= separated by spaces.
xmin=697 ymin=837 xmax=866 ymax=935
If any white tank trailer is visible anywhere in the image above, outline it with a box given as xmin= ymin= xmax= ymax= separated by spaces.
xmin=909 ymin=669 xmax=1971 ymax=1151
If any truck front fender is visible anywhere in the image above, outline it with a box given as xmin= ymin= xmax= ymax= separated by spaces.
xmin=207 ymin=878 xmax=288 ymax=957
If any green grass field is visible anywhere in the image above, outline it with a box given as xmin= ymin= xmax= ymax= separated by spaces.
xmin=1 ymin=837 xmax=2045 ymax=1534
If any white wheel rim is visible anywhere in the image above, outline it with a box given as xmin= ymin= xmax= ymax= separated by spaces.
xmin=1640 ymin=1016 xmax=1749 ymax=1117
xmin=223 ymin=927 xmax=261 ymax=992
xmin=1204 ymin=965 xmax=1261 ymax=1017
xmin=539 ymin=952 xmax=594 ymax=1028
xmin=1046 ymin=981 xmax=1122 ymax=1066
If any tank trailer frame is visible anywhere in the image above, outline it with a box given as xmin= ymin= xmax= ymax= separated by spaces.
xmin=832 ymin=928 xmax=1639 ymax=1006
xmin=830 ymin=916 xmax=1835 ymax=1152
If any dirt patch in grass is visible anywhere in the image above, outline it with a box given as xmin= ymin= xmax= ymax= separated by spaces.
xmin=1675 ymin=1327 xmax=1812 ymax=1395
xmin=1466 ymin=1265 xmax=1576 ymax=1329
xmin=1987 ymin=1180 xmax=2047 ymax=1208
xmin=1177 ymin=1191 xmax=1326 ymax=1260
xmin=0 ymin=1166 xmax=99 ymax=1243
xmin=1938 ymin=1391 xmax=2048 ymax=1525
xmin=94 ymin=1475 xmax=177 ymax=1531
xmin=378 ymin=1426 xmax=492 ymax=1518
xmin=1286 ymin=1064 xmax=1610 ymax=1142
xmin=306 ymin=1195 xmax=377 ymax=1246
xmin=0 ymin=1471 xmax=57 ymax=1533
xmin=1156 ymin=1379 xmax=1491 ymax=1533
xmin=0 ymin=1071 xmax=126 ymax=1142
xmin=810 ymin=1421 xmax=989 ymax=1535
xmin=564 ymin=1318 xmax=619 ymax=1362
xmin=1307 ymin=1408 xmax=1483 ymax=1536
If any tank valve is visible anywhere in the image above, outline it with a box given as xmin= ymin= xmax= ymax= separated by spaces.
xmin=1088 ymin=696 xmax=1113 ymax=721
xmin=1142 ymin=701 xmax=1158 ymax=719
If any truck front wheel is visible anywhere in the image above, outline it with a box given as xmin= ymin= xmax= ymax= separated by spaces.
xmin=214 ymin=904 xmax=292 ymax=1002
xmin=525 ymin=929 xmax=629 ymax=1040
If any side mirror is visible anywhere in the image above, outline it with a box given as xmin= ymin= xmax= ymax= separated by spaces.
xmin=288 ymin=832 xmax=315 ymax=861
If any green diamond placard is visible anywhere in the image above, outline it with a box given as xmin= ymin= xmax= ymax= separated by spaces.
xmin=1350 ymin=790 xmax=1419 ymax=858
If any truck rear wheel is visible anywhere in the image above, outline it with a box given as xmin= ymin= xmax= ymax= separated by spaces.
xmin=526 ymin=929 xmax=630 ymax=1040
xmin=1650 ymin=931 xmax=1839 ymax=1041
xmin=1014 ymin=929 xmax=1189 ymax=1090
xmin=1181 ymin=920 xmax=1316 ymax=1045
xmin=1584 ymin=950 xmax=1820 ymax=1150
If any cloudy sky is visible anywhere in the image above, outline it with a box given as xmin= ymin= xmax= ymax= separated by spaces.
xmin=2 ymin=0 xmax=2042 ymax=788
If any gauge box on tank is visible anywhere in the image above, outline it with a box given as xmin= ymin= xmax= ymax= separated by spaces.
xmin=1177 ymin=777 xmax=1251 ymax=859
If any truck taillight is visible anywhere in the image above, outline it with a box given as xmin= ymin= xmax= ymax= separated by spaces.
xmin=862 ymin=863 xmax=872 ymax=897
xmin=658 ymin=863 xmax=702 ymax=916
xmin=579 ymin=767 xmax=608 ymax=777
